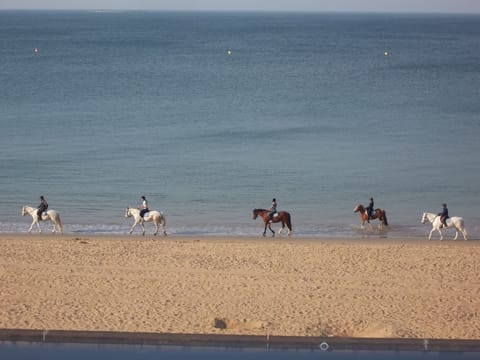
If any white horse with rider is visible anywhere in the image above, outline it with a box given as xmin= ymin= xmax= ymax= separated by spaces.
xmin=421 ymin=212 xmax=468 ymax=241
xmin=125 ymin=207 xmax=167 ymax=236
xmin=22 ymin=205 xmax=63 ymax=234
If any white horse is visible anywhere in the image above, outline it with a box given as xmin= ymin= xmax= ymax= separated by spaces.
xmin=22 ymin=205 xmax=63 ymax=234
xmin=421 ymin=212 xmax=468 ymax=241
xmin=125 ymin=207 xmax=167 ymax=236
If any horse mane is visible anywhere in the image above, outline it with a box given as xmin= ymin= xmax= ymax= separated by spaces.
xmin=253 ymin=208 xmax=268 ymax=212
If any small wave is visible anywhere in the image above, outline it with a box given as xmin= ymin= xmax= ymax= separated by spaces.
xmin=0 ymin=221 xmax=443 ymax=239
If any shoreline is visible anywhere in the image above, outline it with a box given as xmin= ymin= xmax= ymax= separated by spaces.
xmin=1 ymin=231 xmax=476 ymax=242
xmin=1 ymin=234 xmax=479 ymax=340
xmin=5 ymin=215 xmax=479 ymax=240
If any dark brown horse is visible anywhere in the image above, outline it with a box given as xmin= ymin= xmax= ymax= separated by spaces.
xmin=252 ymin=208 xmax=292 ymax=237
xmin=353 ymin=204 xmax=388 ymax=229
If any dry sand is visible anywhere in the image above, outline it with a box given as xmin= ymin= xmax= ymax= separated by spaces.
xmin=0 ymin=234 xmax=479 ymax=339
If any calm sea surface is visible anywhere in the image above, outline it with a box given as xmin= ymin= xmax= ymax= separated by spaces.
xmin=1 ymin=11 xmax=479 ymax=238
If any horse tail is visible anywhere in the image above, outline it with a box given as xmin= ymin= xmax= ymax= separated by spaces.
xmin=285 ymin=212 xmax=292 ymax=232
xmin=382 ymin=210 xmax=388 ymax=226
xmin=459 ymin=218 xmax=468 ymax=239
xmin=57 ymin=214 xmax=64 ymax=234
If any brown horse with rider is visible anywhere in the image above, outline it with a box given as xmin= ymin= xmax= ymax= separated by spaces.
xmin=252 ymin=208 xmax=292 ymax=237
xmin=353 ymin=203 xmax=388 ymax=229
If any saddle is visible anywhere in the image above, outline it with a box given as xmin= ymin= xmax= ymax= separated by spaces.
xmin=268 ymin=212 xmax=278 ymax=223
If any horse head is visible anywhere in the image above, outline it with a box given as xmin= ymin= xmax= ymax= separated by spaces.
xmin=252 ymin=209 xmax=259 ymax=220
xmin=125 ymin=207 xmax=132 ymax=218
xmin=21 ymin=206 xmax=32 ymax=216
xmin=421 ymin=212 xmax=428 ymax=224
xmin=353 ymin=204 xmax=363 ymax=213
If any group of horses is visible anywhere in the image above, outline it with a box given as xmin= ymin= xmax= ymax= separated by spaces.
xmin=21 ymin=205 xmax=167 ymax=236
xmin=253 ymin=204 xmax=468 ymax=241
xmin=352 ymin=203 xmax=468 ymax=241
xmin=21 ymin=202 xmax=468 ymax=241
xmin=353 ymin=204 xmax=468 ymax=240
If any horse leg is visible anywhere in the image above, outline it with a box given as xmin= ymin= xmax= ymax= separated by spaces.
xmin=46 ymin=216 xmax=57 ymax=234
xmin=461 ymin=227 xmax=468 ymax=241
xmin=153 ymin=221 xmax=159 ymax=236
xmin=277 ymin=222 xmax=284 ymax=236
xmin=262 ymin=223 xmax=267 ymax=237
xmin=28 ymin=220 xmax=35 ymax=233
xmin=453 ymin=229 xmax=459 ymax=241
xmin=437 ymin=229 xmax=444 ymax=241
xmin=378 ymin=213 xmax=385 ymax=229
xmin=57 ymin=218 xmax=64 ymax=235
xmin=361 ymin=215 xmax=371 ymax=230
xmin=141 ymin=221 xmax=146 ymax=236
xmin=163 ymin=220 xmax=167 ymax=236
xmin=129 ymin=221 xmax=138 ymax=235
xmin=269 ymin=223 xmax=275 ymax=237
xmin=428 ymin=228 xmax=435 ymax=240
xmin=35 ymin=219 xmax=42 ymax=233
xmin=160 ymin=217 xmax=167 ymax=236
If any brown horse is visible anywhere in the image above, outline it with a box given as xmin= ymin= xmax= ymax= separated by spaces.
xmin=353 ymin=204 xmax=388 ymax=229
xmin=252 ymin=208 xmax=292 ymax=237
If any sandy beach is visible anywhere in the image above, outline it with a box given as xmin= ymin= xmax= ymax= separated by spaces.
xmin=0 ymin=234 xmax=478 ymax=340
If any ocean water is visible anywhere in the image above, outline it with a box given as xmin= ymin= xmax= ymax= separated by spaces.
xmin=1 ymin=10 xmax=479 ymax=238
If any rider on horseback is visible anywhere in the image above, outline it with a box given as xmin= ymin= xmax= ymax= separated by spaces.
xmin=269 ymin=198 xmax=277 ymax=223
xmin=37 ymin=195 xmax=48 ymax=221
xmin=365 ymin=197 xmax=374 ymax=220
xmin=438 ymin=203 xmax=449 ymax=228
xmin=139 ymin=196 xmax=149 ymax=218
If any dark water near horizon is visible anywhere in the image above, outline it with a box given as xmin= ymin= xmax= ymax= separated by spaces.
xmin=1 ymin=11 xmax=480 ymax=238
